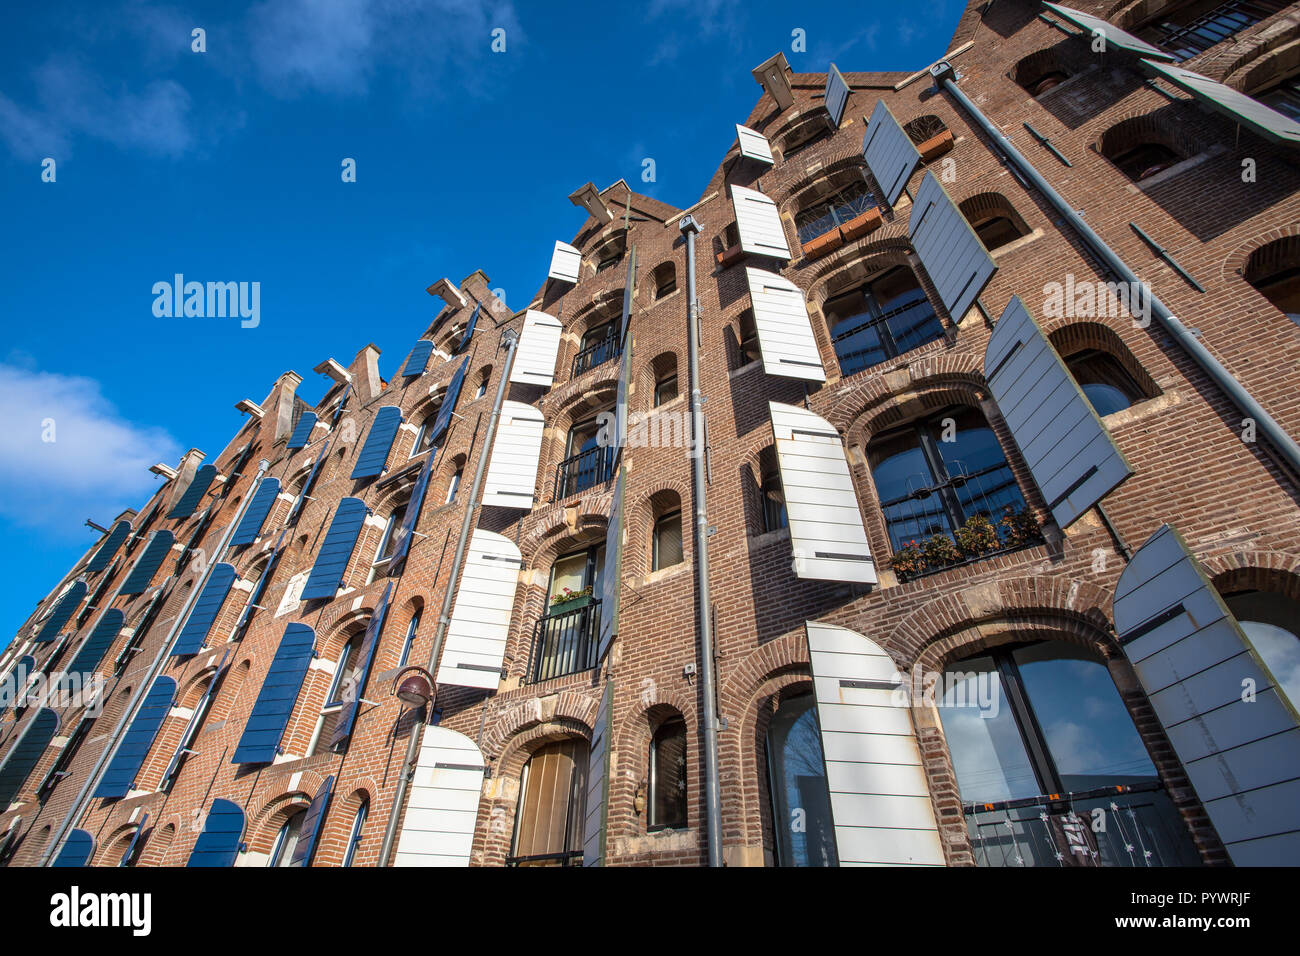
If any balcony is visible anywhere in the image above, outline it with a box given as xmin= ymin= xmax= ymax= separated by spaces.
xmin=526 ymin=598 xmax=601 ymax=684
xmin=554 ymin=445 xmax=614 ymax=500
xmin=571 ymin=334 xmax=621 ymax=378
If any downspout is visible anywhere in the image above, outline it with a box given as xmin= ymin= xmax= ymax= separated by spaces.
xmin=40 ymin=458 xmax=272 ymax=865
xmin=378 ymin=327 xmax=520 ymax=867
xmin=930 ymin=61 xmax=1300 ymax=481
xmin=680 ymin=215 xmax=724 ymax=866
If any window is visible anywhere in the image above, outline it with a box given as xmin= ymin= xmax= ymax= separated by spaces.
xmin=595 ymin=234 xmax=626 ymax=273
xmin=308 ymin=634 xmax=362 ymax=756
xmin=781 ymin=114 xmax=833 ymax=158
xmin=162 ymin=671 xmax=220 ymax=790
xmin=1111 ymin=142 xmax=1181 ymax=181
xmin=444 ymin=468 xmax=463 ymax=504
xmin=826 ymin=266 xmax=944 ymax=377
xmin=653 ymin=261 xmax=677 ymax=298
xmin=649 ymin=717 xmax=687 ymax=831
xmin=867 ymin=406 xmax=1027 ymax=557
xmin=1012 ymin=49 xmax=1075 ymax=96
xmin=343 ymin=800 xmax=368 ymax=866
xmin=531 ymin=546 xmax=604 ymax=683
xmin=410 ymin=405 xmax=442 ymax=458
xmin=759 ymin=448 xmax=787 ymax=532
xmin=1099 ymin=118 xmax=1186 ymax=182
xmin=1065 ymin=349 xmax=1149 ymax=416
xmin=1257 ymin=73 xmax=1300 ymax=121
xmin=509 ymin=740 xmax=587 ymax=866
xmin=766 ymin=692 xmax=836 ymax=866
xmin=1244 ymin=235 xmax=1300 ymax=325
xmin=795 ymin=179 xmax=877 ymax=245
xmin=737 ymin=309 xmax=762 ymax=367
xmin=398 ymin=611 xmax=420 ymax=668
xmin=903 ymin=113 xmax=949 ymax=147
xmin=367 ymin=505 xmax=407 ymax=584
xmin=960 ymin=194 xmax=1032 ymax=253
xmin=118 ymin=827 xmax=147 ymax=867
xmin=1137 ymin=0 xmax=1286 ymax=61
xmin=572 ymin=320 xmax=621 ymax=377
xmin=652 ymin=510 xmax=683 ymax=571
xmin=37 ymin=717 xmax=94 ymax=802
xmin=556 ymin=417 xmax=614 ymax=498
xmin=1224 ymin=591 xmax=1300 ymax=711
xmin=652 ymin=352 xmax=678 ymax=406
xmin=268 ymin=811 xmax=306 ymax=867
xmin=937 ymin=640 xmax=1200 ymax=866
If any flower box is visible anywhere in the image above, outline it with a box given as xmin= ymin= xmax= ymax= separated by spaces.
xmin=917 ymin=129 xmax=955 ymax=163
xmin=800 ymin=227 xmax=843 ymax=260
xmin=550 ymin=594 xmax=593 ymax=612
xmin=838 ymin=207 xmax=883 ymax=242
xmin=715 ymin=243 xmax=745 ymax=268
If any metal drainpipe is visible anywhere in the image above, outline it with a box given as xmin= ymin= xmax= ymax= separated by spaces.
xmin=40 ymin=458 xmax=272 ymax=865
xmin=378 ymin=327 xmax=520 ymax=867
xmin=680 ymin=215 xmax=724 ymax=866
xmin=931 ymin=62 xmax=1300 ymax=481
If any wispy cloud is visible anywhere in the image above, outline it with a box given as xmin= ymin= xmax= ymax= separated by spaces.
xmin=645 ymin=0 xmax=745 ymax=65
xmin=0 ymin=365 xmax=181 ymax=538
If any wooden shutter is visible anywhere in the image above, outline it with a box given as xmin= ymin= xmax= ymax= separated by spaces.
xmin=456 ymin=304 xmax=480 ymax=353
xmin=731 ymin=185 xmax=791 ymax=259
xmin=95 ymin=678 xmax=176 ymax=798
xmin=168 ymin=464 xmax=218 ymax=519
xmin=186 ymin=798 xmax=244 ymax=867
xmin=548 ymin=241 xmax=582 ymax=283
xmin=582 ymin=681 xmax=614 ymax=866
xmin=909 ymin=171 xmax=997 ymax=324
xmin=300 ymin=498 xmax=367 ymax=601
xmin=402 ymin=340 xmax=435 ymax=377
xmin=511 ymin=310 xmax=563 ymax=387
xmin=172 ymin=563 xmax=238 ymax=656
xmin=230 ymin=478 xmax=281 ymax=546
xmin=745 ymin=266 xmax=826 ymax=381
xmin=393 ymin=725 xmax=486 ymax=867
xmin=1115 ymin=524 xmax=1300 ymax=866
xmin=862 ymin=99 xmax=921 ymax=206
xmin=287 ymin=411 xmax=318 ymax=450
xmin=769 ymin=402 xmax=876 ymax=584
xmin=482 ymin=401 xmax=544 ymax=509
xmin=86 ymin=521 xmax=131 ymax=572
xmin=351 ymin=406 xmax=403 ymax=479
xmin=435 ymin=530 xmax=522 ymax=689
xmin=825 ymin=63 xmax=850 ymax=127
xmin=806 ymin=621 xmax=944 ymax=865
xmin=0 ymin=708 xmax=59 ymax=805
xmin=597 ymin=469 xmax=625 ymax=663
xmin=288 ymin=774 xmax=334 ymax=867
xmin=985 ymin=296 xmax=1133 ymax=528
xmin=230 ymin=624 xmax=315 ymax=764
xmin=328 ymin=582 xmax=392 ymax=748
xmin=120 ymin=531 xmax=175 ymax=596
xmin=427 ymin=357 xmax=469 ymax=447
xmin=736 ymin=124 xmax=774 ymax=164
xmin=51 ymin=829 xmax=95 ymax=867
xmin=35 ymin=581 xmax=87 ymax=642
xmin=63 ymin=608 xmax=124 ymax=682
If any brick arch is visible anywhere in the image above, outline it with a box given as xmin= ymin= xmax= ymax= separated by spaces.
xmin=610 ymin=696 xmax=696 ymax=840
xmin=518 ymin=495 xmax=614 ymax=571
xmin=837 ymin=372 xmax=986 ymax=448
xmin=1225 ymin=30 xmax=1300 ymax=91
xmin=803 ymin=233 xmax=914 ymax=293
xmin=1202 ymin=549 xmax=1300 ymax=600
xmin=1046 ymin=319 xmax=1162 ymax=399
xmin=958 ymin=190 xmax=1032 ymax=236
xmin=1222 ymin=222 xmax=1300 ymax=281
xmin=368 ymin=474 xmax=416 ymax=519
xmin=624 ymin=478 xmax=692 ymax=577
xmin=480 ymin=689 xmax=600 ymax=765
xmin=1095 ymin=105 xmax=1201 ymax=165
xmin=315 ymin=603 xmax=374 ymax=662
xmin=176 ymin=664 xmax=220 ymax=709
xmin=777 ymin=153 xmax=870 ymax=207
xmin=245 ymin=793 xmax=313 ymax=856
xmin=94 ymin=822 xmax=141 ymax=866
xmin=1010 ymin=41 xmax=1089 ymax=93
xmin=139 ymin=819 xmax=180 ymax=866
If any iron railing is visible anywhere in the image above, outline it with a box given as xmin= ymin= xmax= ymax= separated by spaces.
xmin=796 ymin=185 xmax=879 ymax=245
xmin=571 ymin=334 xmax=621 ymax=377
xmin=831 ymin=294 xmax=943 ymax=377
xmin=527 ymin=598 xmax=601 ymax=684
xmin=554 ymin=445 xmax=614 ymax=500
xmin=505 ymin=850 xmax=584 ymax=867
xmin=1144 ymin=0 xmax=1285 ymax=61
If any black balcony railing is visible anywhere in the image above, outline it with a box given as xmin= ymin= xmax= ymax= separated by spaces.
xmin=571 ymin=334 xmax=621 ymax=377
xmin=505 ymin=850 xmax=584 ymax=867
xmin=527 ymin=598 xmax=601 ymax=684
xmin=554 ymin=445 xmax=614 ymax=500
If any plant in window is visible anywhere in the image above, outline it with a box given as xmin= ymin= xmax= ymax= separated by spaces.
xmin=997 ymin=505 xmax=1041 ymax=548
xmin=890 ymin=540 xmax=925 ymax=578
xmin=550 ymin=585 xmax=594 ymax=609
xmin=954 ymin=514 xmax=999 ymax=557
xmin=921 ymin=533 xmax=961 ymax=569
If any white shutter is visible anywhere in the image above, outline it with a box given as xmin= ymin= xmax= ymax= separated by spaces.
xmin=393 ymin=725 xmax=486 ymax=867
xmin=1115 ymin=524 xmax=1300 ymax=866
xmin=582 ymin=680 xmax=614 ymax=866
xmin=548 ymin=241 xmax=582 ymax=283
xmin=985 ymin=296 xmax=1133 ymax=528
xmin=770 ymin=402 xmax=876 ymax=584
xmin=482 ymin=401 xmax=544 ymax=509
xmin=511 ymin=310 xmax=563 ymax=387
xmin=435 ymin=530 xmax=522 ymax=690
xmin=825 ymin=63 xmax=849 ymax=128
xmin=806 ymin=622 xmax=944 ymax=865
xmin=597 ymin=469 xmax=625 ymax=662
xmin=735 ymin=124 xmax=774 ymax=164
xmin=745 ymin=267 xmax=826 ymax=382
xmin=731 ymin=186 xmax=791 ymax=260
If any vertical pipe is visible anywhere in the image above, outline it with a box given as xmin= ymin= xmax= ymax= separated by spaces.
xmin=378 ymin=327 xmax=520 ymax=867
xmin=680 ymin=215 xmax=724 ymax=866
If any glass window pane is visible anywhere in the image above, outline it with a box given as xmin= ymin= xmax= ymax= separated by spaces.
xmin=650 ymin=718 xmax=688 ymax=830
xmin=766 ymin=693 xmax=837 ymax=866
xmin=548 ymin=552 xmax=588 ymax=602
xmin=868 ymin=430 xmax=952 ymax=551
xmin=938 ymin=655 xmax=1040 ymax=803
xmin=1226 ymin=591 xmax=1300 ymax=711
xmin=653 ymin=513 xmax=683 ymax=570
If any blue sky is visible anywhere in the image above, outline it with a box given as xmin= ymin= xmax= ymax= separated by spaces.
xmin=0 ymin=0 xmax=963 ymax=642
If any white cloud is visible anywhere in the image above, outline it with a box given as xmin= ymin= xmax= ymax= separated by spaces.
xmin=0 ymin=365 xmax=181 ymax=539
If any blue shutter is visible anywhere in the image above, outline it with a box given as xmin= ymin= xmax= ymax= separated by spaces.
xmin=862 ymin=99 xmax=922 ymax=206
xmin=168 ymin=464 xmax=218 ymax=519
xmin=288 ymin=774 xmax=335 ymax=867
xmin=64 ymin=609 xmax=124 ymax=682
xmin=35 ymin=581 xmax=87 ymax=643
xmin=328 ymin=583 xmax=392 ymax=748
xmin=985 ymin=296 xmax=1133 ymax=528
xmin=51 ymin=829 xmax=95 ymax=867
xmin=171 ymin=563 xmax=238 ymax=656
xmin=301 ymin=498 xmax=368 ymax=601
xmin=230 ymin=478 xmax=281 ymax=546
xmin=236 ymin=536 xmax=283 ymax=633
xmin=287 ymin=412 xmax=318 ymax=450
xmin=402 ymin=340 xmax=435 ymax=377
xmin=387 ymin=450 xmax=435 ymax=574
xmin=350 ymin=406 xmax=403 ymax=479
xmin=456 ymin=304 xmax=481 ymax=353
xmin=330 ymin=384 xmax=352 ymax=425
xmin=909 ymin=171 xmax=997 ymax=324
xmin=120 ymin=531 xmax=175 ymax=595
xmin=288 ymin=440 xmax=330 ymax=525
xmin=231 ymin=623 xmax=316 ymax=764
xmin=87 ymin=521 xmax=131 ymax=572
xmin=0 ymin=656 xmax=34 ymax=719
xmin=95 ymin=677 xmax=176 ymax=799
xmin=118 ymin=813 xmax=148 ymax=867
xmin=186 ymin=798 xmax=245 ymax=867
xmin=0 ymin=708 xmax=59 ymax=805
xmin=428 ymin=358 xmax=469 ymax=446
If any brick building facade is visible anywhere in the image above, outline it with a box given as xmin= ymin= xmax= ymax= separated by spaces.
xmin=2 ymin=0 xmax=1299 ymax=868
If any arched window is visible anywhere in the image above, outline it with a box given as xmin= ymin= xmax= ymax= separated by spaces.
xmin=398 ymin=610 xmax=420 ymax=668
xmin=651 ymin=495 xmax=684 ymax=572
xmin=343 ymin=799 xmax=368 ymax=866
xmin=1257 ymin=72 xmax=1300 ymax=120
xmin=532 ymin=545 xmax=604 ymax=683
xmin=410 ymin=404 xmax=443 ymax=457
xmin=573 ymin=317 xmax=621 ymax=377
xmin=653 ymin=261 xmax=677 ymax=299
xmin=826 ymin=266 xmax=944 ymax=376
xmin=903 ymin=114 xmax=952 ymax=159
xmin=959 ymin=193 xmax=1031 ymax=253
xmin=309 ymin=633 xmax=363 ymax=755
xmin=652 ymin=353 xmax=678 ymax=406
xmin=649 ymin=716 xmax=687 ymax=831
xmin=473 ymin=366 xmax=492 ymax=400
xmin=1099 ymin=117 xmax=1185 ymax=182
xmin=868 ymin=406 xmax=1029 ymax=561
xmin=594 ymin=233 xmax=626 ymax=273
xmin=162 ymin=670 xmax=221 ymax=790
xmin=758 ymin=446 xmax=787 ymax=533
xmin=1064 ymin=349 xmax=1150 ymax=416
xmin=937 ymin=639 xmax=1201 ymax=866
xmin=367 ymin=503 xmax=408 ymax=584
xmin=1012 ymin=48 xmax=1074 ymax=96
xmin=781 ymin=113 xmax=834 ymax=158
xmin=1244 ymin=235 xmax=1300 ymax=325
xmin=557 ymin=415 xmax=614 ymax=498
xmin=794 ymin=173 xmax=877 ymax=246
xmin=766 ymin=692 xmax=836 ymax=867
xmin=444 ymin=467 xmax=463 ymax=504
xmin=509 ymin=739 xmax=588 ymax=866
xmin=268 ymin=810 xmax=306 ymax=867
xmin=1136 ymin=0 xmax=1287 ymax=61
xmin=736 ymin=309 xmax=762 ymax=369
xmin=1224 ymin=591 xmax=1300 ymax=710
